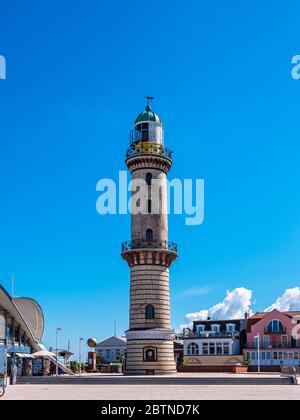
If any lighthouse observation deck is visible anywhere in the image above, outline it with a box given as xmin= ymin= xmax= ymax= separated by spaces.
xmin=121 ymin=239 xmax=178 ymax=253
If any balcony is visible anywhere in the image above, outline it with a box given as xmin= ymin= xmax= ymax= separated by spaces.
xmin=245 ymin=341 xmax=298 ymax=349
xmin=179 ymin=331 xmax=238 ymax=340
xmin=121 ymin=240 xmax=178 ymax=253
xmin=126 ymin=145 xmax=173 ymax=160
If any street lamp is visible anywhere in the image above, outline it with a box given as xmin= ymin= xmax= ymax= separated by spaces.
xmin=55 ymin=326 xmax=62 ymax=376
xmin=254 ymin=332 xmax=260 ymax=373
xmin=79 ymin=337 xmax=84 ymax=375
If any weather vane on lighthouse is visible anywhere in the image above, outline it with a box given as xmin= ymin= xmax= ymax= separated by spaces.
xmin=145 ymin=95 xmax=155 ymax=108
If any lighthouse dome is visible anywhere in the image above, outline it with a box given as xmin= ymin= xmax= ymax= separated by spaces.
xmin=134 ymin=105 xmax=162 ymax=125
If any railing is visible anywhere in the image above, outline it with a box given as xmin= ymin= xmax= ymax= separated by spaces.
xmin=245 ymin=342 xmax=298 ymax=349
xmin=121 ymin=240 xmax=178 ymax=253
xmin=126 ymin=146 xmax=173 ymax=159
xmin=179 ymin=332 xmax=237 ymax=339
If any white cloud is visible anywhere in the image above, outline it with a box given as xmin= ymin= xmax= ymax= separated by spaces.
xmin=185 ymin=309 xmax=209 ymax=322
xmin=182 ymin=287 xmax=252 ymax=330
xmin=265 ymin=287 xmax=300 ymax=312
xmin=209 ymin=287 xmax=252 ymax=320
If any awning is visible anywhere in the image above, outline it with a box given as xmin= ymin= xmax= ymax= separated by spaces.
xmin=15 ymin=353 xmax=26 ymax=358
xmin=31 ymin=350 xmax=55 ymax=358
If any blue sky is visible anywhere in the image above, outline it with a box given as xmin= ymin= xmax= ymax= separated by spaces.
xmin=1 ymin=0 xmax=300 ymax=359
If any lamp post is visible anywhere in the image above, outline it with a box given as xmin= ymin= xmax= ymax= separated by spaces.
xmin=79 ymin=337 xmax=84 ymax=375
xmin=55 ymin=326 xmax=62 ymax=376
xmin=254 ymin=332 xmax=260 ymax=373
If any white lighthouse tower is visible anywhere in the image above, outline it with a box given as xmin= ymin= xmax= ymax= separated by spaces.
xmin=121 ymin=98 xmax=178 ymax=375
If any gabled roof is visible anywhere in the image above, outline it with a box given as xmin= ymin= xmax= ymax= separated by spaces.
xmin=250 ymin=311 xmax=300 ymax=319
xmin=96 ymin=336 xmax=126 ymax=347
xmin=246 ymin=309 xmax=300 ymax=332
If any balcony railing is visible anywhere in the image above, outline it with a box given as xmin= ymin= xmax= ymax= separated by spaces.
xmin=245 ymin=342 xmax=298 ymax=349
xmin=179 ymin=331 xmax=238 ymax=339
xmin=121 ymin=240 xmax=178 ymax=253
xmin=126 ymin=145 xmax=173 ymax=159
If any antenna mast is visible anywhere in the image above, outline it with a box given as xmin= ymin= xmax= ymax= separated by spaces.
xmin=11 ymin=273 xmax=14 ymax=298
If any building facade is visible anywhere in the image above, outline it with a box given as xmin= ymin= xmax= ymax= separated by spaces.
xmin=181 ymin=318 xmax=247 ymax=371
xmin=0 ymin=284 xmax=45 ymax=378
xmin=121 ymin=100 xmax=178 ymax=375
xmin=95 ymin=336 xmax=126 ymax=363
xmin=244 ymin=309 xmax=300 ymax=369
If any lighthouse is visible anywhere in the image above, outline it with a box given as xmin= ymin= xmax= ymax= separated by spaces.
xmin=121 ymin=98 xmax=178 ymax=375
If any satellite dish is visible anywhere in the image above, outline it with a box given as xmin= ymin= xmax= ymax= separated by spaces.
xmin=87 ymin=338 xmax=97 ymax=348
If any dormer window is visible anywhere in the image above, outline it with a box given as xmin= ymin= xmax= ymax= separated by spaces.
xmin=226 ymin=323 xmax=235 ymax=333
xmin=211 ymin=324 xmax=220 ymax=333
xmin=196 ymin=325 xmax=205 ymax=333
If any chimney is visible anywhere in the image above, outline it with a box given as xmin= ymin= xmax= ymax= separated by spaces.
xmin=244 ymin=312 xmax=250 ymax=319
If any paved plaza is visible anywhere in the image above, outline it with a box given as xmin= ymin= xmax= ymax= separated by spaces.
xmin=2 ymin=383 xmax=300 ymax=400
xmin=2 ymin=373 xmax=299 ymax=400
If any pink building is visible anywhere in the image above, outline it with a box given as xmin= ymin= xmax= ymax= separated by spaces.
xmin=244 ymin=309 xmax=300 ymax=369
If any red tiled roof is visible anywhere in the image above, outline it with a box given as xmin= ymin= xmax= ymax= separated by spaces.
xmin=246 ymin=310 xmax=300 ymax=332
xmin=249 ymin=311 xmax=300 ymax=319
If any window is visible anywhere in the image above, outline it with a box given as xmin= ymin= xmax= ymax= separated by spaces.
xmin=0 ymin=309 xmax=5 ymax=343
xmin=216 ymin=343 xmax=222 ymax=354
xmin=187 ymin=342 xmax=199 ymax=355
xmin=6 ymin=317 xmax=13 ymax=343
xmin=146 ymin=229 xmax=153 ymax=241
xmin=146 ymin=173 xmax=152 ymax=186
xmin=251 ymin=352 xmax=256 ymax=360
xmin=145 ymin=304 xmax=155 ymax=319
xmin=196 ymin=325 xmax=205 ymax=333
xmin=14 ymin=325 xmax=20 ymax=344
xmin=203 ymin=343 xmax=208 ymax=355
xmin=263 ymin=335 xmax=270 ymax=348
xmin=281 ymin=335 xmax=288 ymax=347
xmin=147 ymin=199 xmax=152 ymax=213
xmin=211 ymin=324 xmax=220 ymax=333
xmin=226 ymin=324 xmax=235 ymax=333
xmin=224 ymin=342 xmax=230 ymax=354
xmin=209 ymin=343 xmax=215 ymax=355
xmin=266 ymin=320 xmax=284 ymax=333
xmin=294 ymin=352 xmax=298 ymax=360
xmin=106 ymin=349 xmax=111 ymax=361
xmin=278 ymin=352 xmax=283 ymax=360
xmin=136 ymin=122 xmax=149 ymax=141
xmin=273 ymin=352 xmax=278 ymax=360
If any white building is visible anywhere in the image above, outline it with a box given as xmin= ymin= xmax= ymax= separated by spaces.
xmin=95 ymin=336 xmax=126 ymax=363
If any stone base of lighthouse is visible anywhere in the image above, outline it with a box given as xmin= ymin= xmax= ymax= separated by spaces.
xmin=121 ymin=258 xmax=178 ymax=375
xmin=124 ymin=330 xmax=177 ymax=375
